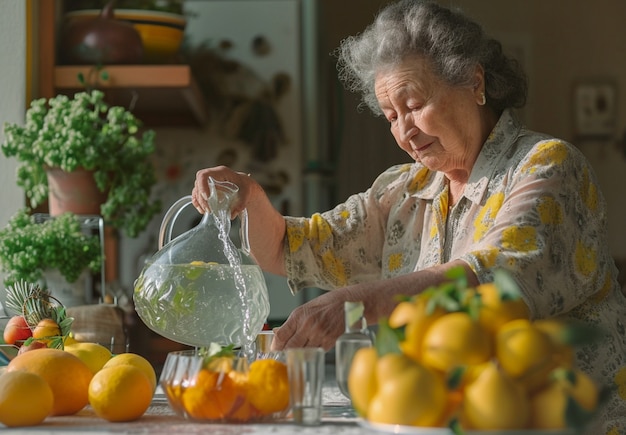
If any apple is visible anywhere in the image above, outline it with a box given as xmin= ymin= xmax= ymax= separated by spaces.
xmin=17 ymin=340 xmax=47 ymax=355
xmin=3 ymin=315 xmax=32 ymax=345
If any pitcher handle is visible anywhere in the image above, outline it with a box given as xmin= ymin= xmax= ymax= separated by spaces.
xmin=158 ymin=195 xmax=195 ymax=249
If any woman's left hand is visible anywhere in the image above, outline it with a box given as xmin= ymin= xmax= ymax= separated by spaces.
xmin=271 ymin=290 xmax=348 ymax=351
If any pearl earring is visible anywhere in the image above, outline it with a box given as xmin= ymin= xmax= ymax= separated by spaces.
xmin=479 ymin=92 xmax=486 ymax=106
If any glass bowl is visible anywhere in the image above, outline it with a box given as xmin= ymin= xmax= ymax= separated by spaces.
xmin=160 ymin=349 xmax=290 ymax=423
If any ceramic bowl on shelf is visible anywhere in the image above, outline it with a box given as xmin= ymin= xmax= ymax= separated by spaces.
xmin=64 ymin=9 xmax=187 ymax=64
xmin=160 ymin=349 xmax=290 ymax=423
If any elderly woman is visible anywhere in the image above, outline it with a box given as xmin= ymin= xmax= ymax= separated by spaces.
xmin=193 ymin=0 xmax=626 ymax=431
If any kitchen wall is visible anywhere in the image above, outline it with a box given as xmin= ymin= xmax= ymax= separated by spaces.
xmin=0 ymin=1 xmax=27 ymax=293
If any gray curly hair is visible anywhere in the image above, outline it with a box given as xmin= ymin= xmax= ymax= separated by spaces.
xmin=336 ymin=0 xmax=527 ymax=116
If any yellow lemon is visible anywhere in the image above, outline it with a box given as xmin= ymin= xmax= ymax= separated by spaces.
xmin=529 ymin=368 xmax=599 ymax=429
xmin=463 ymin=360 xmax=530 ymax=430
xmin=496 ymin=319 xmax=556 ymax=391
xmin=88 ymin=365 xmax=153 ymax=422
xmin=533 ymin=319 xmax=576 ymax=367
xmin=397 ymin=297 xmax=445 ymax=363
xmin=367 ymin=353 xmax=447 ymax=426
xmin=102 ymin=353 xmax=157 ymax=390
xmin=476 ymin=282 xmax=530 ymax=334
xmin=63 ymin=334 xmax=80 ymax=346
xmin=421 ymin=312 xmax=493 ymax=373
xmin=347 ymin=347 xmax=378 ymax=417
xmin=7 ymin=348 xmax=93 ymax=416
xmin=388 ymin=300 xmax=418 ymax=328
xmin=0 ymin=370 xmax=53 ymax=427
xmin=64 ymin=342 xmax=113 ymax=374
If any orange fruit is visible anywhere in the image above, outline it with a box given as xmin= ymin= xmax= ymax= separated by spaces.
xmin=102 ymin=353 xmax=157 ymax=390
xmin=247 ymin=358 xmax=290 ymax=415
xmin=32 ymin=318 xmax=61 ymax=345
xmin=227 ymin=370 xmax=259 ymax=422
xmin=0 ymin=370 xmax=54 ymax=427
xmin=182 ymin=368 xmax=239 ymax=420
xmin=88 ymin=365 xmax=153 ymax=422
xmin=7 ymin=347 xmax=93 ymax=416
xmin=64 ymin=342 xmax=112 ymax=374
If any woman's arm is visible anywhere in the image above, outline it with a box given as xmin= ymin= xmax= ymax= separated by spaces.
xmin=271 ymin=259 xmax=478 ymax=351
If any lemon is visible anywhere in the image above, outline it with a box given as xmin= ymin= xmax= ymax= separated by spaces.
xmin=388 ymin=300 xmax=418 ymax=328
xmin=529 ymin=368 xmax=599 ymax=429
xmin=64 ymin=342 xmax=113 ymax=374
xmin=88 ymin=365 xmax=153 ymax=422
xmin=368 ymin=353 xmax=447 ymax=426
xmin=476 ymin=282 xmax=530 ymax=334
xmin=533 ymin=319 xmax=575 ymax=367
xmin=463 ymin=360 xmax=530 ymax=430
xmin=347 ymin=347 xmax=378 ymax=417
xmin=421 ymin=312 xmax=493 ymax=372
xmin=0 ymin=371 xmax=53 ymax=427
xmin=7 ymin=348 xmax=93 ymax=416
xmin=396 ymin=297 xmax=445 ymax=363
xmin=102 ymin=353 xmax=157 ymax=390
xmin=496 ymin=319 xmax=556 ymax=391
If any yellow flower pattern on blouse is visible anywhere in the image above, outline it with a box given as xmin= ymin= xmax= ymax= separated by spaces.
xmin=408 ymin=166 xmax=431 ymax=193
xmin=575 ymin=240 xmax=597 ymax=277
xmin=473 ymin=246 xmax=499 ymax=269
xmin=580 ymin=167 xmax=599 ymax=212
xmin=387 ymin=252 xmax=403 ymax=272
xmin=520 ymin=139 xmax=568 ymax=173
xmin=283 ymin=109 xmax=626 ymax=432
xmin=501 ymin=225 xmax=538 ymax=252
xmin=537 ymin=195 xmax=563 ymax=225
xmin=321 ymin=250 xmax=347 ymax=287
xmin=474 ymin=192 xmax=504 ymax=241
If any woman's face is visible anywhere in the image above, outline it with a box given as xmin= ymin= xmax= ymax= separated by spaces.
xmin=375 ymin=57 xmax=487 ymax=179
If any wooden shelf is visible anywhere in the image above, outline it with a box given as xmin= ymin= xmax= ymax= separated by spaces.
xmin=37 ymin=0 xmax=209 ymax=127
xmin=54 ymin=65 xmax=210 ymax=126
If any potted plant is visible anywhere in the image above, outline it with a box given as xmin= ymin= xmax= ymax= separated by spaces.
xmin=1 ymin=89 xmax=160 ymax=238
xmin=0 ymin=209 xmax=102 ymax=305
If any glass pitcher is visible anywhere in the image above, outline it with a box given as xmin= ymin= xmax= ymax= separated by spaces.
xmin=133 ymin=177 xmax=270 ymax=349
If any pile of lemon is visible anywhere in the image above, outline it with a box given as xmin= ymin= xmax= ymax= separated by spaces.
xmin=0 ymin=334 xmax=156 ymax=427
xmin=348 ymin=268 xmax=602 ymax=432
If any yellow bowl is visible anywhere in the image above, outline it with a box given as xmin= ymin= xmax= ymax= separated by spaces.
xmin=64 ymin=9 xmax=187 ymax=63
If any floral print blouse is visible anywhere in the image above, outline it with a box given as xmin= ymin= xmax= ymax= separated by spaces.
xmin=284 ymin=109 xmax=626 ymax=433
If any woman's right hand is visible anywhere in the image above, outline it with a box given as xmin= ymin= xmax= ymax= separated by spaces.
xmin=192 ymin=165 xmax=288 ymax=276
xmin=192 ymin=166 xmax=255 ymax=218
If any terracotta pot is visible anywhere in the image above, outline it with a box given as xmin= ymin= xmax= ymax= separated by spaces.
xmin=45 ymin=167 xmax=107 ymax=217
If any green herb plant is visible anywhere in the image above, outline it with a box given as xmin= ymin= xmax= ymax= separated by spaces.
xmin=1 ymin=90 xmax=160 ymax=237
xmin=0 ymin=209 xmax=102 ymax=287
